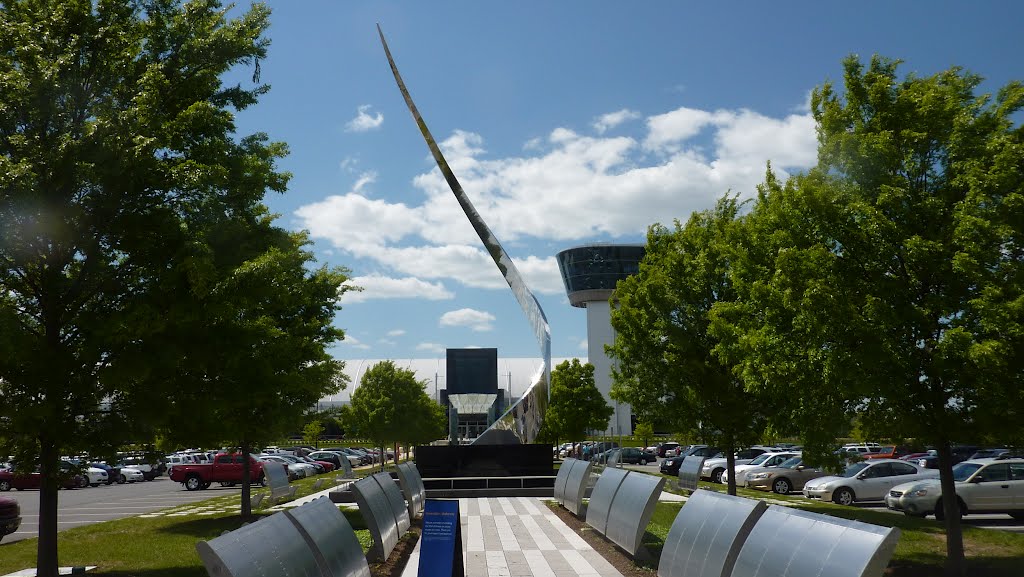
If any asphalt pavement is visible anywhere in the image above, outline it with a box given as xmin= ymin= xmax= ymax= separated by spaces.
xmin=2 ymin=476 xmax=245 ymax=545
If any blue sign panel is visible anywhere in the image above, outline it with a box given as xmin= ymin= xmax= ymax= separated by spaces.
xmin=418 ymin=499 xmax=464 ymax=577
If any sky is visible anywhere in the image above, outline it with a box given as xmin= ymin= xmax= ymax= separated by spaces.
xmin=226 ymin=1 xmax=1024 ymax=363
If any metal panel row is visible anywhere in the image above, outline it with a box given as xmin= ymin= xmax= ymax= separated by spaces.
xmin=195 ymin=496 xmax=369 ymax=577
xmin=263 ymin=461 xmax=297 ymax=503
xmin=351 ymin=472 xmax=413 ymax=562
xmin=658 ymin=489 xmax=900 ymax=577
xmin=585 ymin=468 xmax=665 ymax=556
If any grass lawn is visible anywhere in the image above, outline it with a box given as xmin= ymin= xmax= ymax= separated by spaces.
xmin=0 ymin=473 xmax=373 ymax=577
xmin=3 ymin=465 xmax=1022 ymax=576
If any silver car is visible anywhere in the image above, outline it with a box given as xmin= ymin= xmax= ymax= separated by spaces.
xmin=803 ymin=459 xmax=938 ymax=506
xmin=885 ymin=458 xmax=1024 ymax=520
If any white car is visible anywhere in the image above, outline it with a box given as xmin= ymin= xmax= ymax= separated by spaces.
xmin=119 ymin=466 xmax=144 ymax=483
xmin=700 ymin=448 xmax=775 ymax=484
xmin=722 ymin=452 xmax=799 ymax=486
xmin=804 ymin=459 xmax=938 ymax=506
xmin=83 ymin=466 xmax=109 ymax=487
xmin=885 ymin=458 xmax=1024 ymax=520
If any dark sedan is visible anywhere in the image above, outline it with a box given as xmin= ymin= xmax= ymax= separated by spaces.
xmin=0 ymin=496 xmax=20 ymax=543
xmin=660 ymin=455 xmax=686 ymax=475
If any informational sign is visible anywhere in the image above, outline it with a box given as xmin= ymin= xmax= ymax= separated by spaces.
xmin=418 ymin=499 xmax=464 ymax=577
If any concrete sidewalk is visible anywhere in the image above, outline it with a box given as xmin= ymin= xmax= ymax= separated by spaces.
xmin=402 ymin=496 xmax=622 ymax=577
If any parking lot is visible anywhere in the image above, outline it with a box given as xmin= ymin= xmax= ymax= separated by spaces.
xmin=2 ymin=476 xmax=245 ymax=544
xmin=616 ymin=462 xmax=1024 ymax=534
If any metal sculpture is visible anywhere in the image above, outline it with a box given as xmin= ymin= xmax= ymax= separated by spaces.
xmin=378 ymin=25 xmax=551 ymax=443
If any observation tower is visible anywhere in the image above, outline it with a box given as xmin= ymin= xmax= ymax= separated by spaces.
xmin=557 ymin=244 xmax=645 ymax=436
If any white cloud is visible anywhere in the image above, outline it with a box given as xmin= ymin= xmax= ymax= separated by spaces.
xmin=378 ymin=338 xmax=396 ymax=346
xmin=644 ymin=106 xmax=715 ymax=151
xmin=345 ymin=105 xmax=384 ymax=132
xmin=439 ymin=308 xmax=496 ymax=332
xmin=416 ymin=342 xmax=446 ymax=355
xmin=387 ymin=329 xmax=406 ymax=337
xmin=578 ymin=338 xmax=588 ymax=352
xmin=353 ymin=171 xmax=377 ymax=193
xmin=593 ymin=109 xmax=640 ymax=134
xmin=340 ymin=275 xmax=454 ymax=303
xmin=339 ymin=156 xmax=359 ymax=172
xmin=341 ymin=336 xmax=371 ymax=350
xmin=298 ymin=98 xmax=817 ymax=304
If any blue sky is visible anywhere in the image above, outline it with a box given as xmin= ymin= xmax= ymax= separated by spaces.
xmin=228 ymin=1 xmax=1024 ymax=362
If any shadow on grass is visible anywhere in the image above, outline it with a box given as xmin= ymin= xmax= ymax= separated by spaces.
xmin=155 ymin=514 xmax=270 ymax=538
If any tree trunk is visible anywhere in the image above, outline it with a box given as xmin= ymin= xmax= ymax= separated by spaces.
xmin=937 ymin=443 xmax=966 ymax=577
xmin=724 ymin=437 xmax=737 ymax=496
xmin=37 ymin=437 xmax=60 ymax=577
xmin=240 ymin=442 xmax=252 ymax=518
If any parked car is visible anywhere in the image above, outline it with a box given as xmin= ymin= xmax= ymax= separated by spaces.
xmin=0 ymin=465 xmax=83 ymax=491
xmin=169 ymin=453 xmax=265 ymax=491
xmin=681 ymin=445 xmax=722 ymax=459
xmin=863 ymin=446 xmax=913 ymax=460
xmin=307 ymin=451 xmax=345 ymax=470
xmin=803 ymin=459 xmax=938 ymax=505
xmin=885 ymin=458 xmax=1024 ymax=520
xmin=656 ymin=442 xmax=681 ymax=458
xmin=0 ymin=496 xmax=20 ymax=543
xmin=275 ymin=454 xmax=319 ymax=477
xmin=260 ymin=455 xmax=306 ymax=480
xmin=118 ymin=466 xmax=145 ymax=483
xmin=297 ymin=455 xmax=331 ymax=474
xmin=746 ymin=457 xmax=830 ymax=494
xmin=721 ymin=452 xmax=799 ymax=486
xmin=118 ymin=456 xmax=159 ymax=481
xmin=89 ymin=462 xmax=120 ymax=486
xmin=701 ymin=448 xmax=776 ymax=484
xmin=660 ymin=455 xmax=687 ymax=476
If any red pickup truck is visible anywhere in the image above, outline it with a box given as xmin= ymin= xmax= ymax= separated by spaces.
xmin=169 ymin=453 xmax=265 ymax=491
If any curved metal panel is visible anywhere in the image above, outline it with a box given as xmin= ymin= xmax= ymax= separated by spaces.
xmin=263 ymin=461 xmax=289 ymax=492
xmin=284 ymin=497 xmax=371 ymax=577
xmin=195 ymin=512 xmax=318 ymax=577
xmin=585 ymin=466 xmax=629 ymax=535
xmin=396 ymin=463 xmax=425 ymax=519
xmin=374 ymin=472 xmax=411 ymax=535
xmin=554 ymin=458 xmax=577 ymax=505
xmin=335 ymin=454 xmax=354 ymax=479
xmin=678 ymin=456 xmax=706 ymax=493
xmin=378 ymin=26 xmax=551 ymax=443
xmin=732 ymin=505 xmax=900 ymax=577
xmin=563 ymin=458 xmax=593 ymax=517
xmin=352 ymin=474 xmax=399 ymax=562
xmin=606 ymin=471 xmax=665 ymax=556
xmin=657 ymin=489 xmax=768 ymax=577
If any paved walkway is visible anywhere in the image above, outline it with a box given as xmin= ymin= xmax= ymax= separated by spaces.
xmin=400 ymin=493 xmax=686 ymax=577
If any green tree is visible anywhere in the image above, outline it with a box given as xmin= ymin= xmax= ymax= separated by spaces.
xmin=402 ymin=394 xmax=448 ymax=460
xmin=633 ymin=421 xmax=655 ymax=450
xmin=304 ymin=421 xmax=325 ymax=449
xmin=349 ymin=361 xmax=432 ymax=471
xmin=714 ymin=56 xmax=1024 ymax=575
xmin=153 ymin=223 xmax=350 ymax=516
xmin=609 ymin=197 xmax=767 ymax=495
xmin=0 ymin=2 xmax=281 ymax=573
xmin=544 ymin=359 xmax=613 ymax=447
